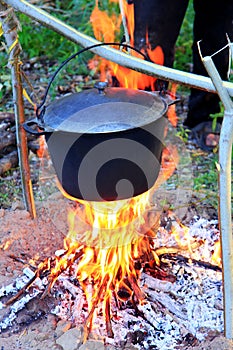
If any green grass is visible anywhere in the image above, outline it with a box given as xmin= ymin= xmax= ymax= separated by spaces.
xmin=0 ymin=0 xmax=195 ymax=70
xmin=193 ymin=154 xmax=219 ymax=209
xmin=174 ymin=0 xmax=194 ymax=72
xmin=0 ymin=173 xmax=22 ymax=208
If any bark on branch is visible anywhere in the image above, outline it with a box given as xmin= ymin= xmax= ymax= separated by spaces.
xmin=0 ymin=1 xmax=36 ymax=218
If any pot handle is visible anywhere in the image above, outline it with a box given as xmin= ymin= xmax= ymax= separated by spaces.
xmin=36 ymin=42 xmax=148 ymax=121
xmin=168 ymin=98 xmax=181 ymax=106
xmin=23 ymin=119 xmax=48 ymax=136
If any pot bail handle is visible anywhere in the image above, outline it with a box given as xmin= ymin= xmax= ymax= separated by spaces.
xmin=36 ymin=42 xmax=148 ymax=122
xmin=23 ymin=119 xmax=49 ymax=135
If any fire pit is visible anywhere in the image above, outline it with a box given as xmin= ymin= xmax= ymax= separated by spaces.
xmin=0 ymin=198 xmax=228 ymax=350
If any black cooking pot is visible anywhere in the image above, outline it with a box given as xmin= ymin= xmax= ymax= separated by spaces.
xmin=23 ymin=43 xmax=174 ymax=202
xmin=24 ymin=83 xmax=169 ymax=201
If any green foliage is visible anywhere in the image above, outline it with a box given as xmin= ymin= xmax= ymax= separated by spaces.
xmin=176 ymin=126 xmax=190 ymax=143
xmin=19 ymin=14 xmax=78 ymax=60
xmin=193 ymin=158 xmax=218 ymax=192
xmin=0 ymin=74 xmax=11 ymax=101
xmin=174 ymin=1 xmax=194 ymax=72
xmin=192 ymin=154 xmax=222 ymax=210
xmin=0 ymin=171 xmax=22 ymax=208
xmin=210 ymin=102 xmax=224 ymax=130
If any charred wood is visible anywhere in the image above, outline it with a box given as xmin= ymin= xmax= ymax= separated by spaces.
xmin=161 ymin=253 xmax=222 ymax=272
xmin=105 ymin=297 xmax=114 ymax=338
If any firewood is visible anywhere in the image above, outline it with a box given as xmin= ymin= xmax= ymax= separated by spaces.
xmin=0 ymin=112 xmax=15 ymax=122
xmin=105 ymin=296 xmax=114 ymax=338
xmin=0 ymin=130 xmax=16 ymax=152
xmin=146 ymin=289 xmax=188 ymax=321
xmin=0 ymin=150 xmax=18 ymax=175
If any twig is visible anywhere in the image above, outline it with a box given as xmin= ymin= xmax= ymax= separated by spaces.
xmin=105 ymin=296 xmax=114 ymax=338
xmin=0 ymin=2 xmax=36 ymax=218
xmin=128 ymin=274 xmax=144 ymax=303
xmin=8 ymin=253 xmax=36 ymax=269
xmin=84 ymin=274 xmax=109 ymax=340
xmin=132 ymin=299 xmax=159 ymax=330
xmin=4 ymin=258 xmax=51 ymax=306
xmin=119 ymin=0 xmax=130 ymax=48
xmin=4 ymin=273 xmax=38 ymax=306
xmin=41 ymin=248 xmax=83 ymax=298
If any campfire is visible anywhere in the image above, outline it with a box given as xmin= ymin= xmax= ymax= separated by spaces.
xmin=0 ymin=139 xmax=223 ymax=348
xmin=47 ymin=187 xmax=156 ymax=339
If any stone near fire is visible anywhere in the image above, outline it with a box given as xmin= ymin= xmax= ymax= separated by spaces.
xmin=56 ymin=327 xmax=83 ymax=350
xmin=55 ymin=319 xmax=72 ymax=338
xmin=78 ymin=340 xmax=105 ymax=350
xmin=11 ymin=200 xmax=25 ymax=211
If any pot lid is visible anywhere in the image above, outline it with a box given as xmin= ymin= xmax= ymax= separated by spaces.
xmin=40 ymin=85 xmax=167 ymax=134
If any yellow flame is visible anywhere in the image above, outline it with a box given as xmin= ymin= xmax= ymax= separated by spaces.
xmin=61 ymin=189 xmax=153 ymax=311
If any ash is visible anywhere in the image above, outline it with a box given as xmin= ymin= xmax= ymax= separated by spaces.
xmin=51 ymin=217 xmax=223 ymax=349
xmin=0 ymin=218 xmax=223 ymax=349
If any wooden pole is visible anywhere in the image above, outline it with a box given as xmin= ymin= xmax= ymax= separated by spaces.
xmin=203 ymin=55 xmax=233 ymax=339
xmin=0 ymin=1 xmax=36 ymax=218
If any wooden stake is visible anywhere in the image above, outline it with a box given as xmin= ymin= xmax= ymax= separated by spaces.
xmin=0 ymin=2 xmax=36 ymax=218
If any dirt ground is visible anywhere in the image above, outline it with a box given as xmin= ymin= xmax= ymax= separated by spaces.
xmin=0 ymin=194 xmax=67 ymax=350
xmin=0 ymin=192 xmax=233 ymax=350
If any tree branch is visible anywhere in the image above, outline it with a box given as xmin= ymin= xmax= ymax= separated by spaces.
xmin=3 ymin=0 xmax=233 ymax=96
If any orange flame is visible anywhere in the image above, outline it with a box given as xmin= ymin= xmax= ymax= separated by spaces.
xmin=167 ymin=84 xmax=178 ymax=127
xmin=37 ymin=135 xmax=48 ymax=159
xmin=90 ymin=5 xmax=121 ymax=43
xmin=89 ymin=0 xmax=164 ymax=90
